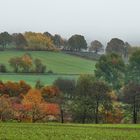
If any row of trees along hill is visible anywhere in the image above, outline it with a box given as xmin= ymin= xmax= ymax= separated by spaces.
xmin=0 ymin=31 xmax=65 ymax=51
xmin=0 ymin=50 xmax=140 ymax=123
xmin=1 ymin=31 xmax=139 ymax=56
xmin=0 ymin=31 xmax=88 ymax=51
xmin=0 ymin=31 xmax=103 ymax=52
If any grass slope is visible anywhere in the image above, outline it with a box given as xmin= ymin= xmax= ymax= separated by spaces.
xmin=0 ymin=123 xmax=140 ymax=140
xmin=0 ymin=74 xmax=78 ymax=86
xmin=0 ymin=51 xmax=96 ymax=74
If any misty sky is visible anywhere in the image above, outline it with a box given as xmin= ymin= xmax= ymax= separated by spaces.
xmin=0 ymin=0 xmax=140 ymax=45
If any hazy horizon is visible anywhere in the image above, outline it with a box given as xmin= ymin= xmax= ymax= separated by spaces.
xmin=0 ymin=0 xmax=140 ymax=46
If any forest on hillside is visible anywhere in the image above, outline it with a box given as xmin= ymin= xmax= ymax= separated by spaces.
xmin=0 ymin=41 xmax=140 ymax=123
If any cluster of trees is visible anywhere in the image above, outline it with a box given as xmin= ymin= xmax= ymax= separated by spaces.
xmin=1 ymin=31 xmax=139 ymax=58
xmin=0 ymin=78 xmax=120 ymax=123
xmin=0 ymin=53 xmax=46 ymax=73
xmin=0 ymin=31 xmax=87 ymax=51
xmin=0 ymin=80 xmax=60 ymax=122
xmin=0 ymin=50 xmax=139 ymax=123
xmin=0 ymin=31 xmax=65 ymax=51
xmin=53 ymin=50 xmax=140 ymax=124
xmin=95 ymin=50 xmax=140 ymax=123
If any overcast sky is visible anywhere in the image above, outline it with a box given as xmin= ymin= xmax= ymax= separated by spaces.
xmin=0 ymin=0 xmax=140 ymax=45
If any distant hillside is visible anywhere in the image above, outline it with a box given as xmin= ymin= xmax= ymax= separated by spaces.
xmin=0 ymin=51 xmax=96 ymax=74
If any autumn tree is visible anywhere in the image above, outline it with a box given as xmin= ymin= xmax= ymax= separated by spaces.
xmin=9 ymin=56 xmax=22 ymax=72
xmin=102 ymin=103 xmax=123 ymax=123
xmin=18 ymin=80 xmax=31 ymax=95
xmin=68 ymin=35 xmax=87 ymax=51
xmin=9 ymin=53 xmax=46 ymax=73
xmin=45 ymin=103 xmax=60 ymax=117
xmin=41 ymin=85 xmax=65 ymax=122
xmin=0 ymin=81 xmax=31 ymax=97
xmin=24 ymin=32 xmax=55 ymax=51
xmin=22 ymin=89 xmax=48 ymax=122
xmin=41 ymin=86 xmax=60 ymax=102
xmin=0 ymin=81 xmax=5 ymax=96
xmin=9 ymin=53 xmax=32 ymax=73
xmin=4 ymin=81 xmax=21 ymax=97
xmin=89 ymin=40 xmax=103 ymax=53
xmin=20 ymin=53 xmax=33 ymax=72
xmin=0 ymin=95 xmax=14 ymax=121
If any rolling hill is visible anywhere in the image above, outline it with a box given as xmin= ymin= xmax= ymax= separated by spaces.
xmin=0 ymin=51 xmax=96 ymax=74
xmin=0 ymin=51 xmax=96 ymax=86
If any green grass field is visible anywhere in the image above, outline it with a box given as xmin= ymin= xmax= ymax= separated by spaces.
xmin=0 ymin=51 xmax=96 ymax=74
xmin=0 ymin=51 xmax=96 ymax=85
xmin=0 ymin=123 xmax=140 ymax=140
xmin=0 ymin=74 xmax=78 ymax=86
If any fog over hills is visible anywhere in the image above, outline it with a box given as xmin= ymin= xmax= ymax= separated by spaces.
xmin=0 ymin=0 xmax=140 ymax=46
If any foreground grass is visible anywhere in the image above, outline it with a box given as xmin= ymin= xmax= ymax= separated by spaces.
xmin=0 ymin=51 xmax=96 ymax=74
xmin=0 ymin=123 xmax=140 ymax=140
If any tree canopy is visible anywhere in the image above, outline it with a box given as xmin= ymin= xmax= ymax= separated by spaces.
xmin=95 ymin=53 xmax=125 ymax=91
xmin=106 ymin=38 xmax=125 ymax=56
xmin=68 ymin=35 xmax=87 ymax=51
xmin=89 ymin=40 xmax=103 ymax=53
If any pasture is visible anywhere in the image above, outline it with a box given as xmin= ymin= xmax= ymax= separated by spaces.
xmin=0 ymin=51 xmax=96 ymax=74
xmin=0 ymin=123 xmax=140 ymax=140
xmin=0 ymin=74 xmax=78 ymax=86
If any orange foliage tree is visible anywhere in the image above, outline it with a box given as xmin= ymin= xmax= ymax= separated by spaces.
xmin=41 ymin=85 xmax=60 ymax=102
xmin=22 ymin=89 xmax=49 ymax=122
xmin=0 ymin=81 xmax=31 ymax=97
xmin=0 ymin=95 xmax=14 ymax=121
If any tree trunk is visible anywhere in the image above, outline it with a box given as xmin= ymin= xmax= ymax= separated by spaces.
xmin=60 ymin=109 xmax=64 ymax=123
xmin=82 ymin=108 xmax=86 ymax=124
xmin=133 ymin=101 xmax=137 ymax=124
xmin=95 ymin=101 xmax=99 ymax=124
xmin=0 ymin=114 xmax=2 ymax=121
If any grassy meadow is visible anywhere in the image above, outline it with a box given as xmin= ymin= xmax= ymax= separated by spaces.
xmin=0 ymin=51 xmax=96 ymax=85
xmin=0 ymin=51 xmax=96 ymax=74
xmin=0 ymin=74 xmax=78 ymax=86
xmin=0 ymin=123 xmax=140 ymax=140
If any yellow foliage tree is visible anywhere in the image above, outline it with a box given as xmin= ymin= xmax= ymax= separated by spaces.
xmin=24 ymin=32 xmax=55 ymax=50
